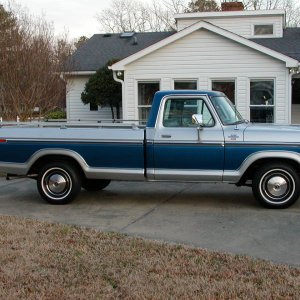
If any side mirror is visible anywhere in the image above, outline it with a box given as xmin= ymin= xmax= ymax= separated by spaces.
xmin=192 ymin=114 xmax=204 ymax=126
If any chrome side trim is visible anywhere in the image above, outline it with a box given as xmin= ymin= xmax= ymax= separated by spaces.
xmin=6 ymin=138 xmax=144 ymax=144
xmin=226 ymin=141 xmax=300 ymax=146
xmin=153 ymin=141 xmax=224 ymax=146
xmin=223 ymin=151 xmax=300 ymax=182
xmin=146 ymin=168 xmax=155 ymax=180
xmin=154 ymin=169 xmax=223 ymax=181
xmin=86 ymin=167 xmax=144 ymax=180
xmin=223 ymin=170 xmax=241 ymax=183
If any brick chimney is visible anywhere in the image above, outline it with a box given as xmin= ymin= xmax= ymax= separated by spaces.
xmin=221 ymin=1 xmax=244 ymax=11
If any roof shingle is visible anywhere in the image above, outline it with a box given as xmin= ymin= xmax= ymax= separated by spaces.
xmin=70 ymin=32 xmax=175 ymax=71
xmin=250 ymin=28 xmax=300 ymax=62
xmin=69 ymin=28 xmax=300 ymax=72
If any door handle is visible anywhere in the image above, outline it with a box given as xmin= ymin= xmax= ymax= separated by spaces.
xmin=161 ymin=134 xmax=172 ymax=138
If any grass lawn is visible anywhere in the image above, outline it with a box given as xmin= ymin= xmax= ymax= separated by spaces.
xmin=0 ymin=215 xmax=299 ymax=299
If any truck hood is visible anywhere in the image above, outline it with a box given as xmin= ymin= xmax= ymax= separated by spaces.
xmin=243 ymin=123 xmax=300 ymax=143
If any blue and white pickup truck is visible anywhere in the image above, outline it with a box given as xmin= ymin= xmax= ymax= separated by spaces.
xmin=0 ymin=90 xmax=300 ymax=208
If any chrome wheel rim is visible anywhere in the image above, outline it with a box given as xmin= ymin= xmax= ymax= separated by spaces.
xmin=259 ymin=169 xmax=295 ymax=205
xmin=41 ymin=167 xmax=72 ymax=200
xmin=266 ymin=176 xmax=288 ymax=197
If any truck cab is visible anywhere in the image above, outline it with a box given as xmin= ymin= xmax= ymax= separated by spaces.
xmin=146 ymin=90 xmax=249 ymax=180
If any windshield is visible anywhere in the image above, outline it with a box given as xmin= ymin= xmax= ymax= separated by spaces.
xmin=210 ymin=96 xmax=244 ymax=125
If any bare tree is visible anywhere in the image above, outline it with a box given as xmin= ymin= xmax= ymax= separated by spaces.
xmin=151 ymin=0 xmax=189 ymax=30
xmin=96 ymin=0 xmax=188 ymax=33
xmin=96 ymin=0 xmax=149 ymax=33
xmin=97 ymin=0 xmax=300 ymax=32
xmin=0 ymin=3 xmax=73 ymax=121
xmin=241 ymin=0 xmax=300 ymax=26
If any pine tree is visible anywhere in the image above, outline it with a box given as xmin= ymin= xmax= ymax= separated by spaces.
xmin=81 ymin=60 xmax=122 ymax=119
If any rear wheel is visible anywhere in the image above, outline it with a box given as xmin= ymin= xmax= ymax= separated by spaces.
xmin=37 ymin=162 xmax=81 ymax=204
xmin=252 ymin=163 xmax=300 ymax=208
xmin=82 ymin=179 xmax=111 ymax=191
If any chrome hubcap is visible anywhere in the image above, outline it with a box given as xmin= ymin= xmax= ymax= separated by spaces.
xmin=48 ymin=174 xmax=67 ymax=194
xmin=259 ymin=169 xmax=295 ymax=204
xmin=266 ymin=176 xmax=288 ymax=197
xmin=41 ymin=167 xmax=72 ymax=200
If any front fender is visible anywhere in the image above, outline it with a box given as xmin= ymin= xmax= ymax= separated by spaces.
xmin=223 ymin=151 xmax=300 ymax=182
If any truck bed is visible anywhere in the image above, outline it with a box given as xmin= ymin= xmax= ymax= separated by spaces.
xmin=0 ymin=124 xmax=146 ymax=180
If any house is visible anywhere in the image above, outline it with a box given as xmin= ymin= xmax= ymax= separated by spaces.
xmin=66 ymin=2 xmax=300 ymax=124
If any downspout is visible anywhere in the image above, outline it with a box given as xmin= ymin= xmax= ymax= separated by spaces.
xmin=288 ymin=69 xmax=292 ymax=124
xmin=113 ymin=71 xmax=124 ymax=120
xmin=60 ymin=72 xmax=70 ymax=120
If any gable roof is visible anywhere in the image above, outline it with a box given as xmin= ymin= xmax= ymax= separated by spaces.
xmin=251 ymin=28 xmax=300 ymax=62
xmin=69 ymin=32 xmax=174 ymax=72
xmin=68 ymin=24 xmax=300 ymax=74
xmin=111 ymin=21 xmax=299 ymax=70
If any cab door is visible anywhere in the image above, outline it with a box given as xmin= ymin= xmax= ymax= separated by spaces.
xmin=153 ymin=96 xmax=225 ymax=181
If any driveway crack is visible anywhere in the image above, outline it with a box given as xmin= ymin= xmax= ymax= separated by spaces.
xmin=120 ymin=183 xmax=193 ymax=232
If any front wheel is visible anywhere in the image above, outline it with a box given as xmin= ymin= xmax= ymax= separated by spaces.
xmin=252 ymin=163 xmax=300 ymax=209
xmin=37 ymin=162 xmax=82 ymax=204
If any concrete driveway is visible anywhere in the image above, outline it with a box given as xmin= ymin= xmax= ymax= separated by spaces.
xmin=0 ymin=177 xmax=299 ymax=266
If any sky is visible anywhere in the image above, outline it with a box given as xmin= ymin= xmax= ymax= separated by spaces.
xmin=13 ymin=0 xmax=110 ymax=39
xmin=10 ymin=0 xmax=154 ymax=40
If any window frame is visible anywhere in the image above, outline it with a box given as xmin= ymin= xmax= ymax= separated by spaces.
xmin=249 ymin=78 xmax=276 ymax=123
xmin=161 ymin=96 xmax=216 ymax=128
xmin=173 ymin=79 xmax=198 ymax=90
xmin=136 ymin=80 xmax=160 ymax=121
xmin=252 ymin=23 xmax=275 ymax=38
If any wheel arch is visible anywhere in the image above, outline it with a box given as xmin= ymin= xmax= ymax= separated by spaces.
xmin=27 ymin=149 xmax=88 ymax=178
xmin=237 ymin=153 xmax=300 ymax=185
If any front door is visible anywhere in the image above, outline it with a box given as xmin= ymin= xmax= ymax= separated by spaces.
xmin=153 ymin=96 xmax=225 ymax=181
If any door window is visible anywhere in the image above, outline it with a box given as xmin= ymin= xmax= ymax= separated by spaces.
xmin=163 ymin=98 xmax=214 ymax=127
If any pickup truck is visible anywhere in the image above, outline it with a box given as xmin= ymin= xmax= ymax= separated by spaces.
xmin=0 ymin=90 xmax=300 ymax=209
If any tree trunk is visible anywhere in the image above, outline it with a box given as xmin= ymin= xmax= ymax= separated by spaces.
xmin=110 ymin=104 xmax=115 ymax=120
xmin=116 ymin=103 xmax=120 ymax=120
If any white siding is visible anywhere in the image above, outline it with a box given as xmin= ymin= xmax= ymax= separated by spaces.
xmin=124 ymin=73 xmax=136 ymax=119
xmin=124 ymin=28 xmax=288 ymax=123
xmin=66 ymin=76 xmax=115 ymax=120
xmin=177 ymin=15 xmax=283 ymax=38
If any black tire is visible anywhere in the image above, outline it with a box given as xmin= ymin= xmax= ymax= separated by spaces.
xmin=37 ymin=161 xmax=82 ymax=204
xmin=82 ymin=179 xmax=111 ymax=191
xmin=252 ymin=163 xmax=300 ymax=209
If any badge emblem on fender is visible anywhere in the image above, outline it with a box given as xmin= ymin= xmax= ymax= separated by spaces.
xmin=228 ymin=134 xmax=239 ymax=141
